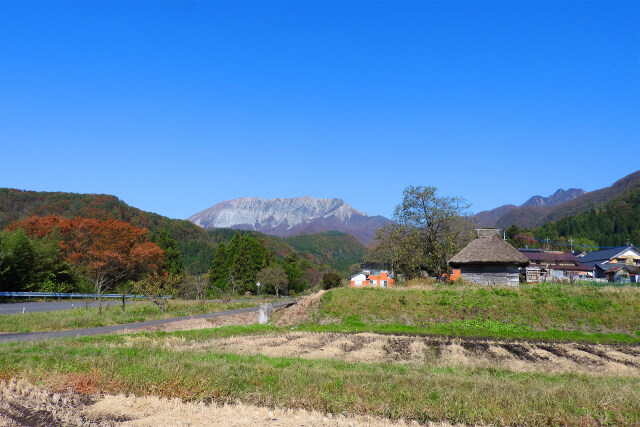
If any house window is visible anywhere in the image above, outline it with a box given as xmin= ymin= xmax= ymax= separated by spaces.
xmin=370 ymin=280 xmax=376 ymax=285
xmin=382 ymin=280 xmax=387 ymax=287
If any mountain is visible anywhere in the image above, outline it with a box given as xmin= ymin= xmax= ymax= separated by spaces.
xmin=537 ymin=187 xmax=640 ymax=248
xmin=188 ymin=196 xmax=389 ymax=244
xmin=0 ymin=189 xmax=209 ymax=243
xmin=472 ymin=204 xmax=518 ymax=228
xmin=0 ymin=188 xmax=216 ymax=273
xmin=495 ymin=171 xmax=640 ymax=229
xmin=521 ymin=188 xmax=586 ymax=207
xmin=0 ymin=189 xmax=370 ymax=275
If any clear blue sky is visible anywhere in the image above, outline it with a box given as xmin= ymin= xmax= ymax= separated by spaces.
xmin=1 ymin=1 xmax=638 ymax=220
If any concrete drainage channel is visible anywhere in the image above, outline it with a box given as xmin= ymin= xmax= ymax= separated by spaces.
xmin=0 ymin=299 xmax=296 ymax=343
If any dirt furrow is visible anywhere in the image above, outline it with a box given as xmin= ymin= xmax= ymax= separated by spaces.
xmin=141 ymin=332 xmax=640 ymax=377
xmin=0 ymin=379 xmax=431 ymax=427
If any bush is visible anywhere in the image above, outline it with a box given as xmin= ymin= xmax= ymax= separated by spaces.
xmin=322 ymin=272 xmax=342 ymax=289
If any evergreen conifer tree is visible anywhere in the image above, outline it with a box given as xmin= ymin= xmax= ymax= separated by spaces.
xmin=230 ymin=234 xmax=267 ymax=293
xmin=209 ymin=242 xmax=229 ymax=291
xmin=153 ymin=228 xmax=185 ymax=276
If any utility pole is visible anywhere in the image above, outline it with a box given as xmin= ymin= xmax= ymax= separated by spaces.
xmin=569 ymin=237 xmax=574 ymax=252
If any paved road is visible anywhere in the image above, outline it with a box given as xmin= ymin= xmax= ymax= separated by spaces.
xmin=0 ymin=298 xmax=285 ymax=315
xmin=0 ymin=301 xmax=104 ymax=315
xmin=0 ymin=300 xmax=295 ymax=343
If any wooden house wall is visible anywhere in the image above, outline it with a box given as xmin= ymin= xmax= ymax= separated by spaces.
xmin=459 ymin=265 xmax=520 ymax=286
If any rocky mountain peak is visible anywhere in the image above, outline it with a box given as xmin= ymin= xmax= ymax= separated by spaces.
xmin=521 ymin=188 xmax=586 ymax=208
xmin=187 ymin=196 xmax=387 ymax=244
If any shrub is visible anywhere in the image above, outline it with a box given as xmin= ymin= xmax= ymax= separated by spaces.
xmin=322 ymin=272 xmax=342 ymax=289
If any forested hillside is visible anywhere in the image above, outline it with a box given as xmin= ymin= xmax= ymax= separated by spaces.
xmin=0 ymin=189 xmax=208 ymax=242
xmin=285 ymin=231 xmax=367 ymax=274
xmin=495 ymin=170 xmax=640 ymax=228
xmin=0 ymin=189 xmax=216 ymax=273
xmin=506 ymin=188 xmax=640 ymax=250
xmin=208 ymin=229 xmax=365 ymax=274
xmin=0 ymin=189 xmax=368 ymax=280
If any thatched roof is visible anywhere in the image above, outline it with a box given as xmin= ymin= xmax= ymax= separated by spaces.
xmin=449 ymin=236 xmax=529 ymax=267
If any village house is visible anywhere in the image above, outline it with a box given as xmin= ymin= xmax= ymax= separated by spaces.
xmin=448 ymin=229 xmax=529 ymax=286
xmin=350 ymin=265 xmax=395 ymax=288
xmin=578 ymin=246 xmax=640 ymax=282
xmin=519 ymin=249 xmax=594 ymax=283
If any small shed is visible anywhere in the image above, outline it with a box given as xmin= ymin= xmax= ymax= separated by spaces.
xmin=448 ymin=229 xmax=529 ymax=286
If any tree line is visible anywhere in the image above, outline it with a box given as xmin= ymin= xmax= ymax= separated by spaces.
xmin=208 ymin=232 xmax=339 ymax=296
xmin=0 ymin=215 xmax=341 ymax=301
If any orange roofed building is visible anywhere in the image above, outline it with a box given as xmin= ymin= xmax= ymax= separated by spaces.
xmin=350 ymin=266 xmax=395 ymax=288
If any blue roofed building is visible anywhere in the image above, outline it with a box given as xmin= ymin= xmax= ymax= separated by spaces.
xmin=578 ymin=246 xmax=640 ymax=282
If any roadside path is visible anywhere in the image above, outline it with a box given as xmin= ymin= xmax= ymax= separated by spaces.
xmin=0 ymin=298 xmax=271 ymax=315
xmin=0 ymin=300 xmax=294 ymax=343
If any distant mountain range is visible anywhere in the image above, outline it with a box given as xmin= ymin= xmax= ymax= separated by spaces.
xmin=188 ymin=197 xmax=390 ymax=244
xmin=473 ymin=171 xmax=640 ymax=228
xmin=473 ymin=188 xmax=585 ymax=227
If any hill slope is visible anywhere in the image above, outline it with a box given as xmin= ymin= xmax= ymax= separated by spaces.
xmin=285 ymin=231 xmax=367 ymax=274
xmin=534 ymin=187 xmax=640 ymax=247
xmin=495 ymin=171 xmax=640 ymax=228
xmin=521 ymin=188 xmax=586 ymax=207
xmin=0 ymin=189 xmax=368 ymax=275
xmin=0 ymin=188 xmax=216 ymax=273
xmin=189 ymin=196 xmax=389 ymax=244
xmin=208 ymin=229 xmax=366 ymax=274
xmin=0 ymin=189 xmax=209 ymax=243
xmin=473 ymin=189 xmax=585 ymax=227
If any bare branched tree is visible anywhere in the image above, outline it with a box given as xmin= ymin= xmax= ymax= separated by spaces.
xmin=368 ymin=186 xmax=474 ymax=279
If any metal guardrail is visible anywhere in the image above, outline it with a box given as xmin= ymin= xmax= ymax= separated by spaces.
xmin=0 ymin=292 xmax=147 ymax=299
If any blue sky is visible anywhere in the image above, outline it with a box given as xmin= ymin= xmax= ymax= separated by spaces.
xmin=1 ymin=1 xmax=638 ymax=220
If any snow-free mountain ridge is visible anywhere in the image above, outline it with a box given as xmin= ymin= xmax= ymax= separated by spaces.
xmin=473 ymin=188 xmax=585 ymax=227
xmin=521 ymin=188 xmax=586 ymax=208
xmin=472 ymin=171 xmax=640 ymax=228
xmin=188 ymin=197 xmax=389 ymax=244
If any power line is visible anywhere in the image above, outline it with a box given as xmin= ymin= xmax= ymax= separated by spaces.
xmin=513 ymin=235 xmax=632 ymax=250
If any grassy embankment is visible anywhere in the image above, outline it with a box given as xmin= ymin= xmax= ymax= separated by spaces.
xmin=1 ymin=285 xmax=639 ymax=425
xmin=0 ymin=300 xmax=270 ymax=333
xmin=0 ymin=330 xmax=638 ymax=425
xmin=296 ymin=284 xmax=640 ymax=344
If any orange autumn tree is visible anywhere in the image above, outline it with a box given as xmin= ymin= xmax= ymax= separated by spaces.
xmin=8 ymin=216 xmax=164 ymax=312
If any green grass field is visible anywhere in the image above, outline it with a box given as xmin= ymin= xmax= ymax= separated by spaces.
xmin=0 ymin=329 xmax=638 ymax=426
xmin=305 ymin=284 xmax=640 ymax=343
xmin=1 ymin=284 xmax=639 ymax=425
xmin=0 ymin=300 xmax=268 ymax=333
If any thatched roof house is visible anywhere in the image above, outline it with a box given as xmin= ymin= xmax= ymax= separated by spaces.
xmin=449 ymin=229 xmax=528 ymax=285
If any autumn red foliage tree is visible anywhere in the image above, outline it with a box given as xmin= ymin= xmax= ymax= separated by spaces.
xmin=8 ymin=216 xmax=164 ymax=311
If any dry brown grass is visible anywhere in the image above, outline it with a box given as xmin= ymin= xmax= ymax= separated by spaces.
xmin=273 ymin=290 xmax=325 ymax=326
xmin=138 ymin=331 xmax=640 ymax=378
xmin=118 ymin=311 xmax=260 ymax=333
xmin=0 ymin=378 xmax=437 ymax=427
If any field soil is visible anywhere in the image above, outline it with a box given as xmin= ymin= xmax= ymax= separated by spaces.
xmin=136 ymin=331 xmax=640 ymax=377
xmin=0 ymin=379 xmax=432 ymax=427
